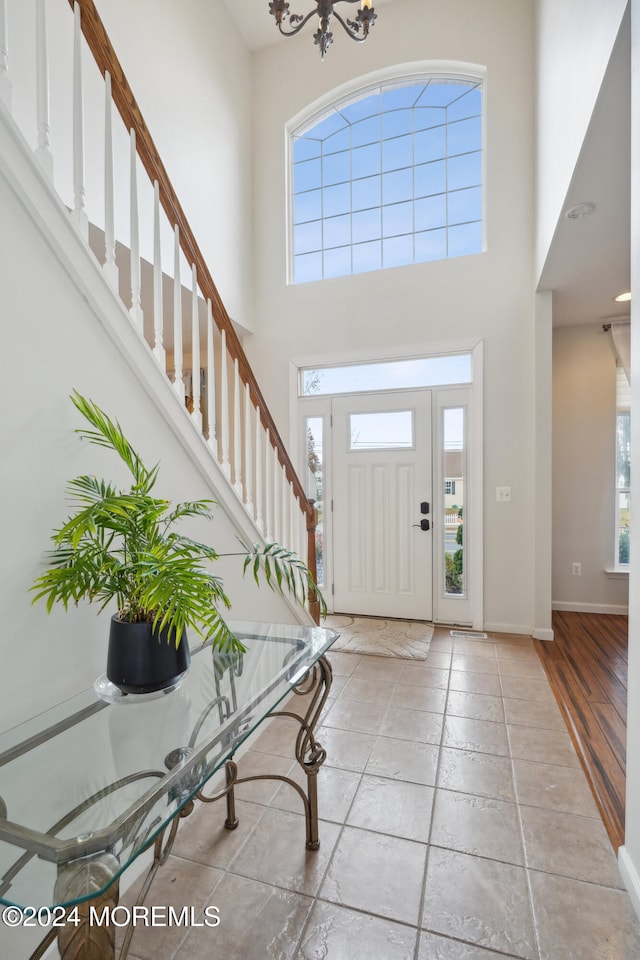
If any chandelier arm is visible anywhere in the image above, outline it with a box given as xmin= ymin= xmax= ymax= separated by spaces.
xmin=277 ymin=9 xmax=319 ymax=37
xmin=331 ymin=9 xmax=367 ymax=41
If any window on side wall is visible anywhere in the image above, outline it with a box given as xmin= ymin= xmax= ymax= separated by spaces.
xmin=290 ymin=74 xmax=484 ymax=284
xmin=615 ymin=363 xmax=630 ymax=567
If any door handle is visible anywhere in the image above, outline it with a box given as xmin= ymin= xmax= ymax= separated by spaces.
xmin=412 ymin=519 xmax=430 ymax=531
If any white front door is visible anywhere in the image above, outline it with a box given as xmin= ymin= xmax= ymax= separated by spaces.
xmin=331 ymin=390 xmax=432 ymax=619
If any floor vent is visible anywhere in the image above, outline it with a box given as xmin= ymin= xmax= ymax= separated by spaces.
xmin=449 ymin=630 xmax=489 ymax=640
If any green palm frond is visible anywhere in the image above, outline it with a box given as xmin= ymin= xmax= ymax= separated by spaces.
xmin=239 ymin=540 xmax=327 ymax=618
xmin=32 ymin=394 xmax=324 ymax=656
xmin=70 ymin=390 xmax=157 ymax=492
xmin=164 ymin=500 xmax=217 ymax=526
xmin=66 ymin=475 xmax=119 ymax=505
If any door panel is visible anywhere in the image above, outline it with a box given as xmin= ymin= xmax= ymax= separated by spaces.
xmin=332 ymin=390 xmax=432 ymax=620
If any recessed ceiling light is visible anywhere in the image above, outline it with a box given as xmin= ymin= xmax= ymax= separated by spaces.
xmin=614 ymin=291 xmax=631 ymax=302
xmin=564 ymin=202 xmax=596 ymax=219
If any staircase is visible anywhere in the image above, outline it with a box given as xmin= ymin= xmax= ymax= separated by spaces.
xmin=0 ymin=0 xmax=321 ymax=737
xmin=0 ymin=0 xmax=318 ymax=617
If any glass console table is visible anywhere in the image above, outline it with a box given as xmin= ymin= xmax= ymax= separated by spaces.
xmin=0 ymin=621 xmax=337 ymax=960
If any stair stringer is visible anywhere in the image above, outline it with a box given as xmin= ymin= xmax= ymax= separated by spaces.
xmin=0 ymin=101 xmax=311 ymax=731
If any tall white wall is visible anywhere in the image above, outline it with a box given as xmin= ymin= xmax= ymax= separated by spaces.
xmin=619 ymin=0 xmax=640 ymax=922
xmin=95 ymin=0 xmax=254 ymax=328
xmin=6 ymin=0 xmax=254 ymax=328
xmin=552 ymin=324 xmax=629 ymax=612
xmin=246 ymin=0 xmax=539 ymax=634
xmin=534 ymin=292 xmax=553 ymax=640
xmin=536 ymin=0 xmax=627 ymax=278
xmin=0 ymin=107 xmax=298 ymax=740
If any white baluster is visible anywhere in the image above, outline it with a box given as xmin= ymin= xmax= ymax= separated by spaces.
xmin=220 ymin=329 xmax=231 ymax=479
xmin=290 ymin=488 xmax=297 ymax=557
xmin=206 ymin=300 xmax=217 ymax=455
xmin=255 ymin=408 xmax=264 ymax=534
xmin=102 ymin=71 xmax=118 ymax=290
xmin=152 ymin=180 xmax=165 ymax=368
xmin=35 ymin=0 xmax=53 ymax=178
xmin=298 ymin=500 xmax=305 ymax=561
xmin=272 ymin=444 xmax=281 ymax=544
xmin=172 ymin=226 xmax=185 ymax=402
xmin=0 ymin=0 xmax=11 ymax=110
xmin=294 ymin=493 xmax=301 ymax=558
xmin=244 ymin=383 xmax=254 ymax=516
xmin=129 ymin=130 xmax=143 ymax=331
xmin=299 ymin=510 xmax=306 ymax=569
xmin=232 ymin=358 xmax=243 ymax=499
xmin=292 ymin=495 xmax=297 ymax=556
xmin=190 ymin=264 xmax=202 ymax=432
xmin=281 ymin=464 xmax=289 ymax=550
xmin=265 ymin=430 xmax=273 ymax=542
xmin=71 ymin=2 xmax=88 ymax=239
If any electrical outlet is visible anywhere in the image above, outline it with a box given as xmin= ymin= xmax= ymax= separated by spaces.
xmin=572 ymin=562 xmax=582 ymax=576
xmin=496 ymin=486 xmax=511 ymax=502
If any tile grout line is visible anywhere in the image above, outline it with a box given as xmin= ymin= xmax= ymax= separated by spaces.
xmin=120 ymin=626 xmax=639 ymax=960
xmin=413 ymin=635 xmax=454 ymax=960
xmin=296 ymin=647 xmax=442 ymax=957
xmin=500 ymin=648 xmax=543 ymax=960
xmin=287 ymin=650 xmax=399 ymax=959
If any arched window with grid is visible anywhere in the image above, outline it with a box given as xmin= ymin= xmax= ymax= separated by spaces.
xmin=289 ymin=73 xmax=484 ymax=283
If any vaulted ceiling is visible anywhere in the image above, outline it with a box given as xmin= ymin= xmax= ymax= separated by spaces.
xmin=226 ymin=1 xmax=631 ymax=328
xmin=538 ymin=10 xmax=630 ymax=327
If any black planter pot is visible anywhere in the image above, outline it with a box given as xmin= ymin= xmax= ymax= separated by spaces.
xmin=106 ymin=615 xmax=191 ymax=694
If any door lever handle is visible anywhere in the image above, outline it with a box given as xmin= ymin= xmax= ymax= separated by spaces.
xmin=412 ymin=519 xmax=430 ymax=531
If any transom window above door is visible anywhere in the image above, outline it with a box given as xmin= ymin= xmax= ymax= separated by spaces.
xmin=290 ymin=73 xmax=484 ymax=284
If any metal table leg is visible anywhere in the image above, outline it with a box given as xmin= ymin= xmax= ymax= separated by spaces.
xmin=27 ymin=655 xmax=334 ymax=960
xmin=54 ymin=853 xmax=120 ymax=960
xmin=199 ymin=654 xmax=333 ymax=849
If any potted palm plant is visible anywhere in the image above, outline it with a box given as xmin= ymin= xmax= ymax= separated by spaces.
xmin=31 ymin=391 xmax=323 ymax=694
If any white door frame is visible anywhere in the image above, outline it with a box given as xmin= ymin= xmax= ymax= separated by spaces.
xmin=291 ymin=340 xmax=484 ymax=629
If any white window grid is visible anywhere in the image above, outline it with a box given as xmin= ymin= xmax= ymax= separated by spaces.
xmin=291 ymin=78 xmax=484 ymax=283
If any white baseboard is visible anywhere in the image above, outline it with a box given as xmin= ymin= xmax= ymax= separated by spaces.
xmin=484 ymin=623 xmax=554 ymax=641
xmin=552 ymin=601 xmax=629 ymax=615
xmin=483 ymin=622 xmax=534 ymax=637
xmin=618 ymin=846 xmax=640 ymax=922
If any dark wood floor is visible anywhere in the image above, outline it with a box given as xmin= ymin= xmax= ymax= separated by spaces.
xmin=534 ymin=611 xmax=628 ymax=850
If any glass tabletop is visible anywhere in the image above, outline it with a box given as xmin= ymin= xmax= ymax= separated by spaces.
xmin=0 ymin=621 xmax=337 ymax=910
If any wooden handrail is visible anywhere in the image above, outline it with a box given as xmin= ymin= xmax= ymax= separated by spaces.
xmin=67 ymin=0 xmax=313 ymax=523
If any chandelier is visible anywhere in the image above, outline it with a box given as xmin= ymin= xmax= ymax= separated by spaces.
xmin=268 ymin=1 xmax=377 ymax=60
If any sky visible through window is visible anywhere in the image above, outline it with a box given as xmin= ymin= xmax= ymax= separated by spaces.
xmin=292 ymin=78 xmax=483 ymax=283
xmin=301 ymin=353 xmax=472 ymax=396
xmin=301 ymin=354 xmax=469 ymax=449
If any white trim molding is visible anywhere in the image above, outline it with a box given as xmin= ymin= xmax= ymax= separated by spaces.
xmin=532 ymin=627 xmax=554 ymax=642
xmin=483 ymin=622 xmax=539 ymax=637
xmin=287 ymin=60 xmax=487 ymax=134
xmin=552 ymin=601 xmax=629 ymax=615
xmin=618 ymin=846 xmax=640 ymax=923
xmin=284 ymin=60 xmax=487 ymax=286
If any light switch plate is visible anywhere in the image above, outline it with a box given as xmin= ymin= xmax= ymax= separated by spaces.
xmin=496 ymin=486 xmax=511 ymax=502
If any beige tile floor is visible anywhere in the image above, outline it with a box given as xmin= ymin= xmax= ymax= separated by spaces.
xmin=121 ymin=629 xmax=640 ymax=960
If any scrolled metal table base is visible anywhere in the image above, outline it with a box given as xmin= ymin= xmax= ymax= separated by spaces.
xmin=34 ymin=654 xmax=332 ymax=960
xmin=198 ymin=653 xmax=332 ymax=850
